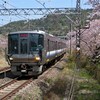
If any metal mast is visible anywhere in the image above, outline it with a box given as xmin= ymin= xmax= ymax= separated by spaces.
xmin=76 ymin=0 xmax=81 ymax=68
xmin=0 ymin=8 xmax=76 ymax=15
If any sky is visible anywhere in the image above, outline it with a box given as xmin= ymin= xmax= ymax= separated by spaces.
xmin=0 ymin=0 xmax=92 ymax=26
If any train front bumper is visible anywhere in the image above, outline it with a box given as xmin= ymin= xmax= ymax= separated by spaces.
xmin=11 ymin=62 xmax=42 ymax=76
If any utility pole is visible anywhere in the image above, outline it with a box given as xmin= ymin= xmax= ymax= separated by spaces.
xmin=69 ymin=23 xmax=72 ymax=55
xmin=66 ymin=1 xmax=81 ymax=100
xmin=76 ymin=0 xmax=81 ymax=68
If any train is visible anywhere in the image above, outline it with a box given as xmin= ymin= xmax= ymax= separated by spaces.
xmin=6 ymin=30 xmax=67 ymax=76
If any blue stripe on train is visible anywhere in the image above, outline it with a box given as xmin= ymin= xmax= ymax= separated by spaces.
xmin=46 ymin=49 xmax=64 ymax=59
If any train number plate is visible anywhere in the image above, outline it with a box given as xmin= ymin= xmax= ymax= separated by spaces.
xmin=21 ymin=70 xmax=26 ymax=72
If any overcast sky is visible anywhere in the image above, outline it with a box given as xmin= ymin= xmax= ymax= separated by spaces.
xmin=0 ymin=0 xmax=92 ymax=26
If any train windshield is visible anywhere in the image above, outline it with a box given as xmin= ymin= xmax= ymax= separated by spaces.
xmin=29 ymin=34 xmax=44 ymax=52
xmin=8 ymin=33 xmax=44 ymax=54
xmin=8 ymin=34 xmax=19 ymax=54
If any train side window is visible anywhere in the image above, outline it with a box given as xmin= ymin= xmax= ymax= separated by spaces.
xmin=56 ymin=41 xmax=57 ymax=50
xmin=51 ymin=41 xmax=52 ymax=51
xmin=47 ymin=39 xmax=50 ymax=51
xmin=52 ymin=41 xmax=54 ymax=50
xmin=50 ymin=41 xmax=53 ymax=51
xmin=58 ymin=42 xmax=59 ymax=49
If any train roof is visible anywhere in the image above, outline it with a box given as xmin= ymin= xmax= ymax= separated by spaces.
xmin=9 ymin=30 xmax=46 ymax=35
xmin=9 ymin=30 xmax=66 ymax=43
xmin=9 ymin=30 xmax=56 ymax=38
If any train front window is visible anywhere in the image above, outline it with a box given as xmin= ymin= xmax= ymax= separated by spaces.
xmin=8 ymin=34 xmax=18 ymax=54
xmin=30 ymin=34 xmax=44 ymax=52
xmin=38 ymin=34 xmax=44 ymax=47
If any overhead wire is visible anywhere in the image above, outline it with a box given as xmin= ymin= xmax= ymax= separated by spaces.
xmin=34 ymin=0 xmax=52 ymax=31
xmin=35 ymin=0 xmax=52 ymax=14
xmin=1 ymin=0 xmax=16 ymax=8
xmin=0 ymin=0 xmax=28 ymax=24
xmin=35 ymin=0 xmax=66 ymax=33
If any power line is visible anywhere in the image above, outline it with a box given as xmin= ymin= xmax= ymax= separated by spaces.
xmin=1 ymin=0 xmax=16 ymax=8
xmin=0 ymin=0 xmax=28 ymax=20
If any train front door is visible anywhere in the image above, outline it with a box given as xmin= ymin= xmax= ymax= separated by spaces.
xmin=20 ymin=39 xmax=28 ymax=54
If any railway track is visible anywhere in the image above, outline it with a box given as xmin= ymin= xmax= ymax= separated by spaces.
xmin=0 ymin=77 xmax=33 ymax=100
xmin=0 ymin=67 xmax=11 ymax=74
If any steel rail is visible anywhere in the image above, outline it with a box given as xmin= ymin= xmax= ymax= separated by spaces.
xmin=0 ymin=77 xmax=18 ymax=90
xmin=0 ymin=67 xmax=11 ymax=74
xmin=0 ymin=78 xmax=33 ymax=100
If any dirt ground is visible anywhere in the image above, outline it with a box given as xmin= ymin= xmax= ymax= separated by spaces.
xmin=0 ymin=55 xmax=8 ymax=69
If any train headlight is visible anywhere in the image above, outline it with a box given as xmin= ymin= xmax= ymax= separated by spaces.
xmin=35 ymin=56 xmax=41 ymax=61
xmin=9 ymin=57 xmax=13 ymax=61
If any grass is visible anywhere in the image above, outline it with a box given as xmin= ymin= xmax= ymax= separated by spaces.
xmin=44 ymin=54 xmax=100 ymax=100
xmin=75 ymin=68 xmax=100 ymax=100
xmin=78 ymin=69 xmax=92 ymax=79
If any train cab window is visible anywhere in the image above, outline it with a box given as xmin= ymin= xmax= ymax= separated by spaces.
xmin=8 ymin=34 xmax=18 ymax=54
xmin=38 ymin=35 xmax=44 ymax=48
xmin=29 ymin=34 xmax=44 ymax=51
xmin=30 ymin=34 xmax=38 ymax=51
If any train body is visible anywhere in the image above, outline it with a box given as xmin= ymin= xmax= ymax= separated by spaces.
xmin=6 ymin=30 xmax=66 ymax=76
